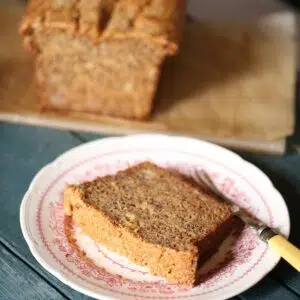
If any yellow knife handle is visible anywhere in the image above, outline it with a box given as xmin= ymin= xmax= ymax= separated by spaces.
xmin=268 ymin=235 xmax=300 ymax=271
xmin=260 ymin=227 xmax=300 ymax=272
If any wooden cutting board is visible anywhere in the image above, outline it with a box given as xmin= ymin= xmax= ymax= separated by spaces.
xmin=0 ymin=3 xmax=297 ymax=154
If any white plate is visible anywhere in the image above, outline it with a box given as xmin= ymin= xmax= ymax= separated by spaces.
xmin=20 ymin=134 xmax=290 ymax=300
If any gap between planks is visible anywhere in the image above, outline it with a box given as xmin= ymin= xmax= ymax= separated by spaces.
xmin=0 ymin=238 xmax=71 ymax=300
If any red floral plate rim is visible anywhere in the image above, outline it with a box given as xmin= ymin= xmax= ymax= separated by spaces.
xmin=20 ymin=134 xmax=290 ymax=300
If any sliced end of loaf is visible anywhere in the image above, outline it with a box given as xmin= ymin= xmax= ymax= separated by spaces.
xmin=34 ymin=32 xmax=165 ymax=119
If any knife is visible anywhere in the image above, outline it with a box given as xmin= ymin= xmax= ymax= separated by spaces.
xmin=197 ymin=170 xmax=300 ymax=272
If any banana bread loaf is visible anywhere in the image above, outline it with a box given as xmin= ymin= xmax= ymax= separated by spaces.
xmin=19 ymin=0 xmax=187 ymax=119
xmin=64 ymin=162 xmax=234 ymax=286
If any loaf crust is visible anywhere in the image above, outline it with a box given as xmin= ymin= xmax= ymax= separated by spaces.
xmin=20 ymin=0 xmax=186 ymax=119
xmin=20 ymin=0 xmax=186 ymax=54
xmin=63 ymin=162 xmax=234 ymax=286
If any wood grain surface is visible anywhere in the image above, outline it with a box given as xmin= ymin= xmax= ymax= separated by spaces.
xmin=0 ymin=3 xmax=297 ymax=154
xmin=0 ymin=244 xmax=66 ymax=300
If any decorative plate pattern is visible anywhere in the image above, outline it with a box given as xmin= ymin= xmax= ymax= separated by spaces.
xmin=20 ymin=134 xmax=290 ymax=300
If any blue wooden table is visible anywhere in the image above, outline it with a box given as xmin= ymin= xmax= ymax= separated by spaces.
xmin=1 ymin=122 xmax=300 ymax=300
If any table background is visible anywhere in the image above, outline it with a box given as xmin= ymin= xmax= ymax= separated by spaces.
xmin=1 ymin=122 xmax=300 ymax=299
xmin=1 ymin=0 xmax=300 ymax=299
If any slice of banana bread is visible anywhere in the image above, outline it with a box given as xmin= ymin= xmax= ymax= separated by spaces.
xmin=19 ymin=0 xmax=187 ymax=119
xmin=64 ymin=162 xmax=234 ymax=286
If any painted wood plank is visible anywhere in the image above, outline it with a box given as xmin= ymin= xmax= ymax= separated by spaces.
xmin=0 ymin=123 xmax=91 ymax=299
xmin=0 ymin=243 xmax=66 ymax=300
xmin=69 ymin=131 xmax=110 ymax=143
xmin=239 ymin=152 xmax=300 ymax=297
xmin=239 ymin=276 xmax=300 ymax=300
xmin=1 ymin=123 xmax=299 ymax=299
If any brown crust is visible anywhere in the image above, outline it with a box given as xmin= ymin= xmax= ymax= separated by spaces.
xmin=63 ymin=162 xmax=234 ymax=286
xmin=19 ymin=1 xmax=187 ymax=120
xmin=19 ymin=0 xmax=187 ymax=55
